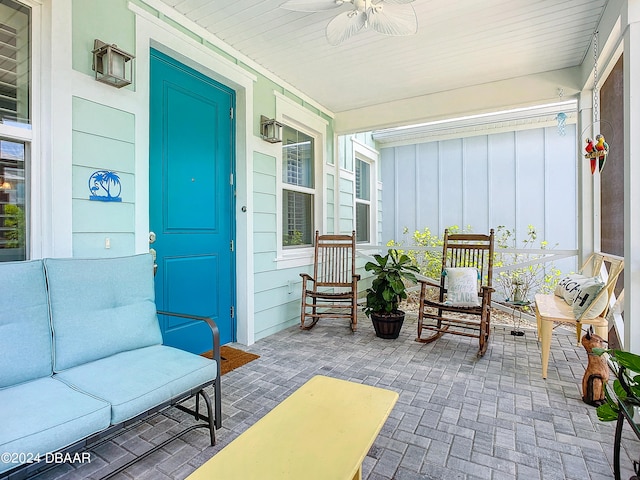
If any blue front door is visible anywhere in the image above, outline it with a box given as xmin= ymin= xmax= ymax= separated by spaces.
xmin=150 ymin=49 xmax=235 ymax=352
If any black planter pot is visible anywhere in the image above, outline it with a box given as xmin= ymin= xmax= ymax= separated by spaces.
xmin=371 ymin=310 xmax=405 ymax=339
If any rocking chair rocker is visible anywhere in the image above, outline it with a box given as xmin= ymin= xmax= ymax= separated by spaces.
xmin=416 ymin=229 xmax=495 ymax=357
xmin=300 ymin=231 xmax=360 ymax=331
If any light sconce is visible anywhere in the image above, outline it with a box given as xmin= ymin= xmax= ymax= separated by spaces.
xmin=92 ymin=39 xmax=135 ymax=88
xmin=0 ymin=179 xmax=10 ymax=190
xmin=260 ymin=116 xmax=283 ymax=143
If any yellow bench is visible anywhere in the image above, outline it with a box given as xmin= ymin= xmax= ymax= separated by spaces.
xmin=535 ymin=252 xmax=624 ymax=379
xmin=187 ymin=375 xmax=399 ymax=480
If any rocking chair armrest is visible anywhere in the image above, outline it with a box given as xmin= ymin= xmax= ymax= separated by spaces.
xmin=300 ymin=273 xmax=316 ymax=282
xmin=352 ymin=274 xmax=361 ymax=282
xmin=479 ymin=285 xmax=495 ymax=294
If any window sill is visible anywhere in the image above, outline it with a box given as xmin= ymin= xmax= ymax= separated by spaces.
xmin=275 ymin=248 xmax=314 ymax=270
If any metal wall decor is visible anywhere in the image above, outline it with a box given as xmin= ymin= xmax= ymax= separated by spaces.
xmin=89 ymin=170 xmax=122 ymax=202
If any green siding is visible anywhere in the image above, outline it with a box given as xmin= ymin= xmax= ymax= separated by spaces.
xmin=254 ymin=173 xmax=276 ymax=197
xmin=254 ymin=192 xmax=276 ymax=214
xmin=255 ymin=285 xmax=299 ymax=311
xmin=254 ymin=304 xmax=299 ymax=340
xmin=253 ymin=232 xmax=277 ymax=253
xmin=254 ymin=266 xmax=310 ymax=293
xmin=254 ymin=252 xmax=276 ymax=273
xmin=73 ymin=233 xmax=135 ymax=258
xmin=73 ymin=200 xmax=134 ymax=233
xmin=72 ymin=97 xmax=135 ymax=258
xmin=72 ymin=97 xmax=135 ymax=142
xmin=254 ymin=152 xmax=277 ymax=174
xmin=73 ymin=131 xmax=135 ymax=172
xmin=253 ymin=212 xmax=277 ymax=233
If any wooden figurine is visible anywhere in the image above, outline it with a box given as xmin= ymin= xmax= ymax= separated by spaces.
xmin=581 ymin=327 xmax=609 ymax=406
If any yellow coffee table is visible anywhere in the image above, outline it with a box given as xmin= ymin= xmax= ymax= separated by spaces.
xmin=186 ymin=375 xmax=399 ymax=480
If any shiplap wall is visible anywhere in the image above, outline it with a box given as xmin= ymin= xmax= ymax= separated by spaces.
xmin=380 ymin=124 xmax=577 ymax=256
xmin=72 ymin=97 xmax=136 ymax=257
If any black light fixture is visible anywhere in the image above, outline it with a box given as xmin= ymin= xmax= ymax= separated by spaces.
xmin=92 ymin=39 xmax=135 ymax=88
xmin=260 ymin=116 xmax=283 ymax=143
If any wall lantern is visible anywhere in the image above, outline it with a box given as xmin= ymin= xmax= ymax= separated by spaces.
xmin=260 ymin=116 xmax=283 ymax=143
xmin=92 ymin=39 xmax=135 ymax=88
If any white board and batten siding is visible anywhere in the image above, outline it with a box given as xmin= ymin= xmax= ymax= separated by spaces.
xmin=380 ymin=124 xmax=578 ymax=272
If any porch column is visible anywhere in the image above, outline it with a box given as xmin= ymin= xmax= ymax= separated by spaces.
xmin=577 ymin=90 xmax=595 ymax=264
xmin=624 ymin=0 xmax=640 ymax=351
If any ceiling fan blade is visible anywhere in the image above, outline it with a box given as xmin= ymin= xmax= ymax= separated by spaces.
xmin=326 ymin=11 xmax=366 ymax=45
xmin=368 ymin=2 xmax=417 ymax=36
xmin=280 ymin=0 xmax=346 ymax=12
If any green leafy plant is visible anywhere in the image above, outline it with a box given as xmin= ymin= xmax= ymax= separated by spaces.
xmin=493 ymin=225 xmax=561 ymax=303
xmin=593 ymin=348 xmax=640 ymax=422
xmin=387 ymin=225 xmax=468 ymax=280
xmin=363 ymin=249 xmax=419 ymax=317
xmin=3 ymin=204 xmax=25 ymax=248
xmin=283 ymin=230 xmax=304 ymax=246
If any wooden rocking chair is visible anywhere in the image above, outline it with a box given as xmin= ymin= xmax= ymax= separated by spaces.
xmin=300 ymin=231 xmax=360 ymax=331
xmin=416 ymin=229 xmax=495 ymax=357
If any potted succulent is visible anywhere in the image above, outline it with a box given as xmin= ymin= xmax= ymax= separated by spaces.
xmin=363 ymin=249 xmax=419 ymax=339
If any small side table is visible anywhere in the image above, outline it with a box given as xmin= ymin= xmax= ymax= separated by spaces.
xmin=504 ymin=300 xmax=531 ymax=337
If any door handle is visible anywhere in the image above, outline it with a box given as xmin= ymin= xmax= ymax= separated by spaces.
xmin=150 ymin=247 xmax=158 ymax=276
xmin=149 ymin=231 xmax=156 ymax=244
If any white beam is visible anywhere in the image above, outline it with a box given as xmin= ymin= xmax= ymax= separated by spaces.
xmin=624 ymin=0 xmax=640 ymax=352
xmin=577 ymin=91 xmax=597 ymax=267
xmin=334 ymin=68 xmax=582 ymax=134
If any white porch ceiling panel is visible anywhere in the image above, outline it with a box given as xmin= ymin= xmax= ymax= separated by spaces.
xmin=161 ymin=0 xmax=608 ymax=114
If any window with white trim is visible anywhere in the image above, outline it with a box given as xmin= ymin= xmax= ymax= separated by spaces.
xmin=355 ymin=158 xmax=371 ymax=243
xmin=0 ymin=0 xmax=29 ymax=262
xmin=282 ymin=125 xmax=315 ymax=248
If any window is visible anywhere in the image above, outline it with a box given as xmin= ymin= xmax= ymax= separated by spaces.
xmin=355 ymin=158 xmax=371 ymax=243
xmin=0 ymin=0 xmax=30 ymax=262
xmin=282 ymin=125 xmax=314 ymax=247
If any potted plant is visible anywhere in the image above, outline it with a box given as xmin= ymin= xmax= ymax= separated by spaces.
xmin=363 ymin=249 xmax=419 ymax=339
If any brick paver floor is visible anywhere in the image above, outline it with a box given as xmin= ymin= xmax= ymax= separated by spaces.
xmin=33 ymin=314 xmax=639 ymax=479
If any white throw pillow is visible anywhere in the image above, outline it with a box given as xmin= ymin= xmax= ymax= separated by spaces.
xmin=444 ymin=267 xmax=480 ymax=307
xmin=572 ymin=278 xmax=607 ymax=319
xmin=554 ymin=274 xmax=595 ymax=305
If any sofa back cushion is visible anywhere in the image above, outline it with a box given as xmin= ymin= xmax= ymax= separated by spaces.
xmin=45 ymin=254 xmax=163 ymax=371
xmin=0 ymin=260 xmax=52 ymax=387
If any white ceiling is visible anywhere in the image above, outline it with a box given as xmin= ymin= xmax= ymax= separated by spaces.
xmin=159 ymin=0 xmax=608 ymax=116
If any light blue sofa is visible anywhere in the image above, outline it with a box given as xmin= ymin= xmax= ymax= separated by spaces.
xmin=0 ymin=254 xmax=221 ymax=479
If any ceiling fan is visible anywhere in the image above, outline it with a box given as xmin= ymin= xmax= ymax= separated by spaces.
xmin=280 ymin=0 xmax=418 ymax=46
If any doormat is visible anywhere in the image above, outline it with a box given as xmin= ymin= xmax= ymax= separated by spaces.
xmin=202 ymin=346 xmax=260 ymax=376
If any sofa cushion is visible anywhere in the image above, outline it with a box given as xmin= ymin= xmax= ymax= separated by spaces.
xmin=0 ymin=260 xmax=52 ymax=388
xmin=55 ymin=345 xmax=217 ymax=424
xmin=45 ymin=254 xmax=163 ymax=371
xmin=0 ymin=377 xmax=111 ymax=474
